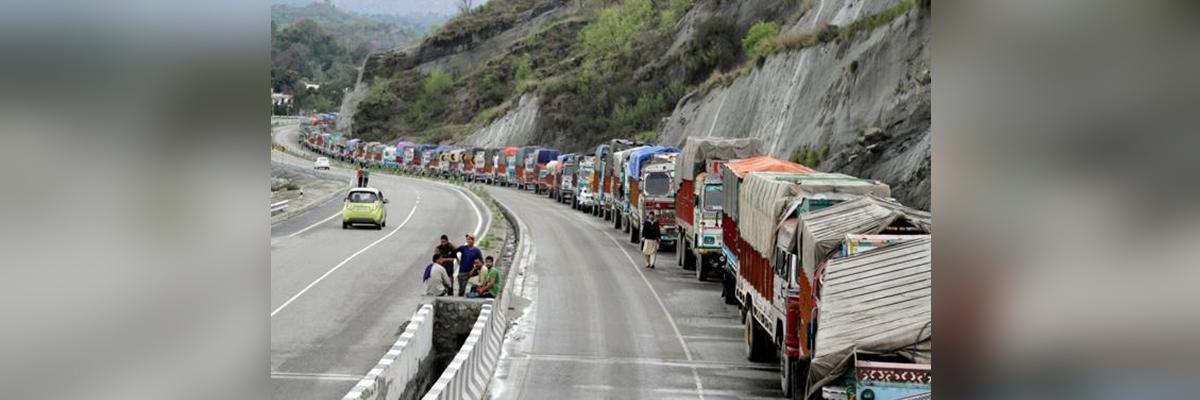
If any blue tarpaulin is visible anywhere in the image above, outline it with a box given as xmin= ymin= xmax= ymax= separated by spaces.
xmin=627 ymin=146 xmax=679 ymax=180
xmin=535 ymin=149 xmax=560 ymax=163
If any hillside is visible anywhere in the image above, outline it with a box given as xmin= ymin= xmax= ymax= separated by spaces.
xmin=271 ymin=3 xmax=433 ymax=51
xmin=271 ymin=3 xmax=428 ymax=114
xmin=337 ymin=0 xmax=931 ymax=209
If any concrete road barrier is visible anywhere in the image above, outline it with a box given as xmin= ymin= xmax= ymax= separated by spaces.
xmin=343 ymin=304 xmax=435 ymax=400
xmin=270 ymin=200 xmax=289 ymax=214
xmin=421 ymin=303 xmax=507 ymax=400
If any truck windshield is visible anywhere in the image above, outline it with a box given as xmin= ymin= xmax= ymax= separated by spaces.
xmin=644 ymin=172 xmax=670 ymax=196
xmin=702 ymin=185 xmax=723 ymax=210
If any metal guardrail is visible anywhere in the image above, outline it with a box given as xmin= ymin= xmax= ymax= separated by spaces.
xmin=421 ymin=303 xmax=507 ymax=400
xmin=270 ymin=200 xmax=289 ymax=214
xmin=343 ymin=304 xmax=435 ymax=400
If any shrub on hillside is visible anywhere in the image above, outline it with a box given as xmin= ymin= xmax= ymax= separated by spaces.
xmin=742 ymin=21 xmax=780 ymax=59
xmin=681 ymin=16 xmax=740 ymax=83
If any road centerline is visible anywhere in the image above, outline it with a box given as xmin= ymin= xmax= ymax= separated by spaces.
xmin=270 ymin=192 xmax=423 ymax=318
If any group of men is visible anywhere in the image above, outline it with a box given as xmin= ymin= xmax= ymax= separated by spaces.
xmin=423 ymin=233 xmax=502 ymax=298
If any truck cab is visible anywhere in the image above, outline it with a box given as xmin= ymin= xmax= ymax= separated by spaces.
xmin=576 ymin=156 xmax=596 ymax=212
xmin=679 ymin=172 xmax=726 ymax=280
xmin=558 ymin=155 xmax=578 ymax=204
xmin=629 ymin=155 xmax=678 ymax=249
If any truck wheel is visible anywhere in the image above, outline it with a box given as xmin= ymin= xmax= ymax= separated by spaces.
xmin=744 ymin=314 xmax=770 ymax=362
xmin=677 ymin=242 xmax=685 ymax=267
xmin=629 ymin=225 xmax=639 ymax=243
xmin=696 ymin=259 xmax=706 ymax=281
xmin=780 ymin=339 xmax=794 ymax=398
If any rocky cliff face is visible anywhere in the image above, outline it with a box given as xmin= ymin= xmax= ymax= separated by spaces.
xmin=461 ymin=93 xmax=541 ymax=147
xmin=661 ymin=0 xmax=930 ymax=209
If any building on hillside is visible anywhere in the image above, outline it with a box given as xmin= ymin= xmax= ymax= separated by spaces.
xmin=271 ymin=92 xmax=292 ymax=106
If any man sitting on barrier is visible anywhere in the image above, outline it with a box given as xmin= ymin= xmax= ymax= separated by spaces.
xmin=475 ymin=256 xmax=501 ymax=299
xmin=423 ymin=253 xmax=451 ymax=296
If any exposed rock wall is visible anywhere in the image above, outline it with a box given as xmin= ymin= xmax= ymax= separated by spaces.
xmin=661 ymin=1 xmax=930 ymax=209
xmin=460 ymin=93 xmax=541 ymax=148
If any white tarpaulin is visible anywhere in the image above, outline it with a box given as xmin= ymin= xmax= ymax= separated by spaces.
xmin=796 ymin=195 xmax=930 ymax=279
xmin=737 ymin=172 xmax=892 ymax=258
xmin=673 ymin=137 xmax=763 ymax=187
xmin=806 ymin=237 xmax=932 ymax=399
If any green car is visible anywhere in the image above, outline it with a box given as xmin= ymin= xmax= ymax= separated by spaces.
xmin=342 ymin=188 xmax=388 ymax=230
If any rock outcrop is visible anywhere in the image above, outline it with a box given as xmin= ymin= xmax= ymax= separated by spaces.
xmin=661 ymin=0 xmax=930 ymax=209
xmin=461 ymin=93 xmax=541 ymax=148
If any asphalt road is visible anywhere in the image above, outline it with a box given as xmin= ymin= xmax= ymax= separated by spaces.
xmin=487 ymin=186 xmax=783 ymax=400
xmin=270 ymin=124 xmax=491 ymax=400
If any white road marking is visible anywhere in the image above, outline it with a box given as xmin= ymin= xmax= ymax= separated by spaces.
xmin=270 ymin=193 xmax=423 ymax=317
xmin=597 ymin=227 xmax=706 ymax=400
xmin=270 ymin=371 xmax=363 ymax=381
xmin=271 ymin=211 xmax=341 ymax=246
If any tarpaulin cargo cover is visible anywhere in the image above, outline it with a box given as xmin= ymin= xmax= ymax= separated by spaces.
xmin=673 ymin=137 xmax=764 ymax=187
xmin=721 ymin=156 xmax=812 ymax=223
xmin=737 ymin=172 xmax=890 ymax=258
xmin=794 ymin=195 xmax=929 ymax=280
xmin=806 ymin=237 xmax=931 ymax=399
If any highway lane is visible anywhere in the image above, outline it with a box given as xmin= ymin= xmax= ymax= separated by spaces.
xmin=488 ymin=186 xmax=783 ymax=399
xmin=270 ymin=124 xmax=491 ymax=400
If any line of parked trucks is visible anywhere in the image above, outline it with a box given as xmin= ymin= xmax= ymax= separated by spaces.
xmin=296 ymin=120 xmax=931 ymax=400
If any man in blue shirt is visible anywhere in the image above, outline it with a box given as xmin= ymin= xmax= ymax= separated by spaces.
xmin=456 ymin=234 xmax=484 ymax=296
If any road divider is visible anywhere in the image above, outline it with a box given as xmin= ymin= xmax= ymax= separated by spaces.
xmin=343 ymin=304 xmax=435 ymax=400
xmin=421 ymin=303 xmax=507 ymax=400
xmin=270 ymin=200 xmax=289 ymax=214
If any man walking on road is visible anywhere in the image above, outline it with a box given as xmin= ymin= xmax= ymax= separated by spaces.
xmin=456 ymin=234 xmax=483 ymax=296
xmin=355 ymin=165 xmax=364 ymax=187
xmin=424 ymin=254 xmax=451 ymax=296
xmin=641 ymin=211 xmax=661 ymax=268
xmin=362 ymin=165 xmax=371 ymax=187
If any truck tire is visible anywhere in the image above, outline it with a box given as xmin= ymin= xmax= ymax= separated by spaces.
xmin=695 ymin=258 xmax=706 ymax=281
xmin=677 ymin=241 xmax=685 ymax=267
xmin=683 ymin=245 xmax=697 ymax=270
xmin=780 ymin=338 xmax=794 ymax=398
xmin=744 ymin=314 xmax=770 ymax=362
xmin=630 ymin=225 xmax=639 ymax=243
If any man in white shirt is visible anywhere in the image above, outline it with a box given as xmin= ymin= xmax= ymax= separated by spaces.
xmin=424 ymin=254 xmax=452 ymax=296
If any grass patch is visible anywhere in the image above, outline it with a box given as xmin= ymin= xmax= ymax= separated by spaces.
xmin=790 ymin=143 xmax=829 ymax=168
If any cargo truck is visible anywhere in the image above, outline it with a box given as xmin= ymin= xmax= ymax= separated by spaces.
xmin=623 ymin=146 xmax=680 ymax=248
xmin=588 ymin=144 xmax=608 ymax=216
xmin=610 ymin=145 xmax=648 ymax=231
xmin=498 ymin=147 xmax=518 ymax=185
xmin=805 ymin=235 xmax=931 ymax=400
xmin=545 ymin=159 xmax=561 ymax=197
xmin=673 ymin=137 xmax=763 ymax=280
xmin=530 ymin=148 xmax=559 ymax=193
xmin=597 ymin=140 xmax=638 ymax=221
xmin=576 ymin=155 xmax=596 ymax=212
xmin=556 ymin=154 xmax=579 ymax=204
xmin=731 ymin=171 xmax=896 ymax=398
xmin=514 ymin=146 xmax=539 ymax=189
